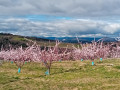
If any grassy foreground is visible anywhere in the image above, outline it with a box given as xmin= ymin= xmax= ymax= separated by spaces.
xmin=0 ymin=59 xmax=120 ymax=90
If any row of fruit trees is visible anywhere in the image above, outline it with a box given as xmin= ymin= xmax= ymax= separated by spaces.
xmin=0 ymin=39 xmax=120 ymax=75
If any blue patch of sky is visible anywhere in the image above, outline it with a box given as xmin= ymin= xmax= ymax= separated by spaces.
xmin=1 ymin=15 xmax=120 ymax=23
xmin=16 ymin=15 xmax=120 ymax=23
xmin=14 ymin=15 xmax=73 ymax=22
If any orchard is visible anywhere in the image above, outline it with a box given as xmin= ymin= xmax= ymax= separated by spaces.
xmin=1 ymin=39 xmax=120 ymax=89
xmin=0 ymin=39 xmax=120 ymax=74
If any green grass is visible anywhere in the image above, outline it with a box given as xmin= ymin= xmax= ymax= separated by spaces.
xmin=13 ymin=36 xmax=27 ymax=42
xmin=0 ymin=59 xmax=120 ymax=90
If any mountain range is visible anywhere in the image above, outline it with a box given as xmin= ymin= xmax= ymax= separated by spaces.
xmin=0 ymin=33 xmax=118 ymax=49
xmin=43 ymin=37 xmax=117 ymax=43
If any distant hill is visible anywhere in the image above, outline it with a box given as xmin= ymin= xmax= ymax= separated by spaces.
xmin=0 ymin=33 xmax=80 ymax=49
xmin=0 ymin=33 xmax=54 ymax=49
xmin=43 ymin=37 xmax=117 ymax=43
xmin=0 ymin=33 xmax=118 ymax=49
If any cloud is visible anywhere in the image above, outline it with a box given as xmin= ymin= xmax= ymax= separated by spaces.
xmin=1 ymin=0 xmax=120 ymax=37
xmin=0 ymin=17 xmax=120 ymax=37
xmin=0 ymin=0 xmax=120 ymax=17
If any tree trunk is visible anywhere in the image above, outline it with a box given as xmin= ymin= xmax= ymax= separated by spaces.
xmin=48 ymin=67 xmax=50 ymax=75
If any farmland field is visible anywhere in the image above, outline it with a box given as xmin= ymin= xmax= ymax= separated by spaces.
xmin=0 ymin=59 xmax=120 ymax=90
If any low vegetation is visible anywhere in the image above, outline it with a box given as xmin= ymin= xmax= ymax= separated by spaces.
xmin=0 ymin=59 xmax=120 ymax=90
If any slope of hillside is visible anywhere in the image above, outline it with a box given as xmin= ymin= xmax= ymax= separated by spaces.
xmin=0 ymin=33 xmax=54 ymax=49
xmin=0 ymin=33 xmax=78 ymax=49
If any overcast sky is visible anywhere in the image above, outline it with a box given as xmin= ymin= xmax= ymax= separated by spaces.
xmin=0 ymin=0 xmax=120 ymax=37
